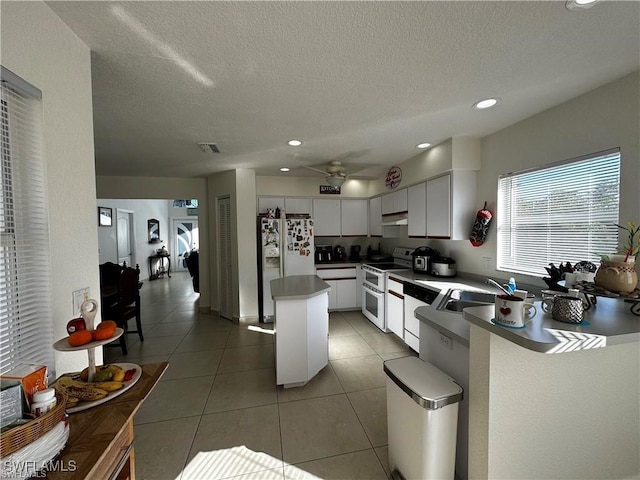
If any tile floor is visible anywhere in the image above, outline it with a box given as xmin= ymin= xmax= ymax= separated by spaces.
xmin=105 ymin=271 xmax=415 ymax=480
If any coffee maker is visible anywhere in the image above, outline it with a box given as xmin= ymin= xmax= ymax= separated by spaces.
xmin=334 ymin=245 xmax=346 ymax=262
xmin=350 ymin=245 xmax=361 ymax=261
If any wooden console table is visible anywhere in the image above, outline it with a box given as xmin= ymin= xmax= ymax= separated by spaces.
xmin=44 ymin=362 xmax=168 ymax=480
xmin=148 ymin=254 xmax=171 ymax=280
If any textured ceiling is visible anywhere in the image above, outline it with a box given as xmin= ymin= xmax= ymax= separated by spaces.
xmin=44 ymin=1 xmax=640 ymax=179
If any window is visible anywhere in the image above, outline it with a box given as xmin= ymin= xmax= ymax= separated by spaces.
xmin=0 ymin=67 xmax=55 ymax=376
xmin=497 ymin=149 xmax=620 ymax=277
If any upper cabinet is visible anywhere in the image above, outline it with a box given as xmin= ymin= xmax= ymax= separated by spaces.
xmin=426 ymin=171 xmax=477 ymax=240
xmin=313 ymin=198 xmax=341 ymax=236
xmin=369 ymin=196 xmax=382 ymax=237
xmin=381 ymin=188 xmax=408 ymax=215
xmin=258 ymin=197 xmax=284 ymax=214
xmin=341 ymin=199 xmax=368 ymax=236
xmin=407 ymin=183 xmax=427 ymax=237
xmin=284 ymin=197 xmax=311 ymax=215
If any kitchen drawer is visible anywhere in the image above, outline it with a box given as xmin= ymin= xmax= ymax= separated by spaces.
xmin=404 ymin=330 xmax=419 ymax=353
xmin=405 ymin=310 xmax=420 ymax=337
xmin=316 ymin=267 xmax=357 ymax=280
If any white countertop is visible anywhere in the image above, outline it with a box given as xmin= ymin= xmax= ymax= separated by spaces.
xmin=390 ymin=270 xmax=640 ymax=353
xmin=270 ymin=275 xmax=331 ymax=300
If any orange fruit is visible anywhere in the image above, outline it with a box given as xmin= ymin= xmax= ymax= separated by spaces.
xmin=96 ymin=320 xmax=117 ymax=331
xmin=93 ymin=321 xmax=116 ymax=341
xmin=68 ymin=330 xmax=93 ymax=347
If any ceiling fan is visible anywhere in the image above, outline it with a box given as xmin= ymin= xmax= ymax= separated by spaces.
xmin=296 ymin=152 xmax=372 ymax=187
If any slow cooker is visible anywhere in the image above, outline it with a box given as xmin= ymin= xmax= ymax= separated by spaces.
xmin=431 ymin=256 xmax=457 ymax=277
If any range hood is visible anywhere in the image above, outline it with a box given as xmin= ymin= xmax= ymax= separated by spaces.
xmin=380 ymin=213 xmax=408 ymax=226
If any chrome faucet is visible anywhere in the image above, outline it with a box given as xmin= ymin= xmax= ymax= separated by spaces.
xmin=486 ymin=278 xmax=511 ymax=296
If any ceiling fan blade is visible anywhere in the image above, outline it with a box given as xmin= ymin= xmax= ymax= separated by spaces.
xmin=300 ymin=165 xmax=327 ymax=175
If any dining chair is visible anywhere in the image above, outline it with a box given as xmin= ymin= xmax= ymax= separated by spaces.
xmin=104 ymin=264 xmax=143 ymax=355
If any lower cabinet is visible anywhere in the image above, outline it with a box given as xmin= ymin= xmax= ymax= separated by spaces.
xmin=325 ymin=278 xmax=357 ymax=310
xmin=315 ymin=266 xmax=359 ymax=310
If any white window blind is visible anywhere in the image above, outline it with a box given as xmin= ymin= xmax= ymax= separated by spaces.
xmin=497 ymin=149 xmax=620 ymax=276
xmin=0 ymin=67 xmax=55 ymax=376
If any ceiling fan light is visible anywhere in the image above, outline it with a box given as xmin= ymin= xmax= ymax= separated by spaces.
xmin=326 ymin=175 xmax=345 ymax=187
xmin=566 ymin=0 xmax=599 ymax=10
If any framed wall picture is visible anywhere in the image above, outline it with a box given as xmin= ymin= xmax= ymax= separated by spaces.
xmin=98 ymin=207 xmax=112 ymax=227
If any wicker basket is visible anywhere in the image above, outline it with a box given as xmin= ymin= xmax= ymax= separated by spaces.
xmin=0 ymin=392 xmax=67 ymax=457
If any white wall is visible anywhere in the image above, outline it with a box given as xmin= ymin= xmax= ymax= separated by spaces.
xmin=96 ymin=198 xmax=169 ymax=275
xmin=96 ymin=175 xmax=210 ymax=309
xmin=256 ymin=175 xmax=370 ymax=198
xmin=1 ymin=1 xmax=101 ymax=374
xmin=206 ymin=169 xmax=258 ymax=320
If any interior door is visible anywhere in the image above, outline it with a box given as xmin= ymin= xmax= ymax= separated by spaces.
xmin=218 ymin=196 xmax=233 ymax=319
xmin=116 ymin=210 xmax=134 ymax=266
xmin=173 ymin=218 xmax=199 ymax=272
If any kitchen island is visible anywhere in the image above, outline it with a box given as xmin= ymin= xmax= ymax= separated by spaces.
xmin=270 ymin=275 xmax=331 ymax=388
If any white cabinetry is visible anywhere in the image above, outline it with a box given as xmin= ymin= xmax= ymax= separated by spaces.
xmin=258 ymin=197 xmax=284 ymax=214
xmin=369 ymin=196 xmax=382 ymax=237
xmin=316 ymin=266 xmax=358 ymax=310
xmin=386 ymin=276 xmax=404 ymax=339
xmin=275 ymin=291 xmax=329 ymax=388
xmin=341 ymin=199 xmax=368 ymax=236
xmin=285 ymin=197 xmax=311 ymax=215
xmin=407 ymin=182 xmax=427 ymax=237
xmin=381 ymin=188 xmax=408 ymax=215
xmin=426 ymin=171 xmax=477 ymax=240
xmin=313 ymin=198 xmax=341 ymax=236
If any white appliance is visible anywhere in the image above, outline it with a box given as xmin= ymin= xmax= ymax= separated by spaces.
xmin=361 ymin=247 xmax=413 ymax=331
xmin=258 ymin=216 xmax=315 ymax=322
xmin=402 ymin=282 xmax=441 ymax=354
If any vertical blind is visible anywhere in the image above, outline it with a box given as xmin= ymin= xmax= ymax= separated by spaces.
xmin=0 ymin=68 xmax=55 ymax=376
xmin=497 ymin=149 xmax=620 ymax=276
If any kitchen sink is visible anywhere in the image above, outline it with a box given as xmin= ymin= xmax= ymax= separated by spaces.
xmin=437 ymin=289 xmax=495 ymax=313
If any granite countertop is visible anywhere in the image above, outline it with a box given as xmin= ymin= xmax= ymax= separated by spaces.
xmin=270 ymin=275 xmax=331 ymax=300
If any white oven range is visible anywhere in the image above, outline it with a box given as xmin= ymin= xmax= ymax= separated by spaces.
xmin=361 ymin=247 xmax=413 ymax=331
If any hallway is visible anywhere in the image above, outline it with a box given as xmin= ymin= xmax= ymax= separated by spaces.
xmin=105 ymin=271 xmax=414 ymax=479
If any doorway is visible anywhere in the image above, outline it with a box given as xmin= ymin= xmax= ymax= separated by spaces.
xmin=172 ymin=218 xmax=199 ymax=272
xmin=116 ymin=209 xmax=134 ymax=266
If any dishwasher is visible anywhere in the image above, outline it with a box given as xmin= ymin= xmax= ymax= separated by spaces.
xmin=403 ymin=282 xmax=440 ymax=353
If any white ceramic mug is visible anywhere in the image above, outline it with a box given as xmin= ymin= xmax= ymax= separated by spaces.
xmin=494 ymin=294 xmax=538 ymax=328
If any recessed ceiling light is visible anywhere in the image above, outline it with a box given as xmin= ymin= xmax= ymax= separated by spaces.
xmin=473 ymin=98 xmax=499 ymax=110
xmin=287 ymin=140 xmax=302 ymax=147
xmin=417 ymin=143 xmax=432 ymax=149
xmin=280 ymin=167 xmax=290 ymax=172
xmin=566 ymin=0 xmax=599 ymax=10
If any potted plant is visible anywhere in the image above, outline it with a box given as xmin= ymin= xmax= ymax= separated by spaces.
xmin=594 ymin=221 xmax=639 ymax=292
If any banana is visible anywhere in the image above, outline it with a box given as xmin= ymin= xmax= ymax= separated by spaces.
xmin=105 ymin=364 xmax=125 ymax=382
xmin=90 ymin=381 xmax=124 ymax=392
xmin=79 ymin=364 xmax=125 ymax=382
xmin=64 ymin=385 xmax=108 ymax=402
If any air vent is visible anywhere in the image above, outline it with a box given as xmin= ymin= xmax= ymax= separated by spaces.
xmin=197 ymin=142 xmax=220 ymax=153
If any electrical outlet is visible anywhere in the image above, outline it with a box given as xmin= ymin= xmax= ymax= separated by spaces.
xmin=439 ymin=333 xmax=453 ymax=350
xmin=482 ymin=256 xmax=492 ymax=271
xmin=72 ymin=287 xmax=90 ymax=316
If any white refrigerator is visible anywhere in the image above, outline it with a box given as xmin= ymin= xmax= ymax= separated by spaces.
xmin=258 ymin=216 xmax=315 ymax=322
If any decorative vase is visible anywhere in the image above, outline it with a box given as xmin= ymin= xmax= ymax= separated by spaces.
xmin=594 ymin=260 xmax=638 ymax=293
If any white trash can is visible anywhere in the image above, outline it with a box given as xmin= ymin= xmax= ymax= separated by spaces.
xmin=384 ymin=356 xmax=463 ymax=480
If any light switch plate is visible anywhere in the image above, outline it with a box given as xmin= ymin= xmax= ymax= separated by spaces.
xmin=482 ymin=256 xmax=492 ymax=271
xmin=72 ymin=287 xmax=90 ymax=316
